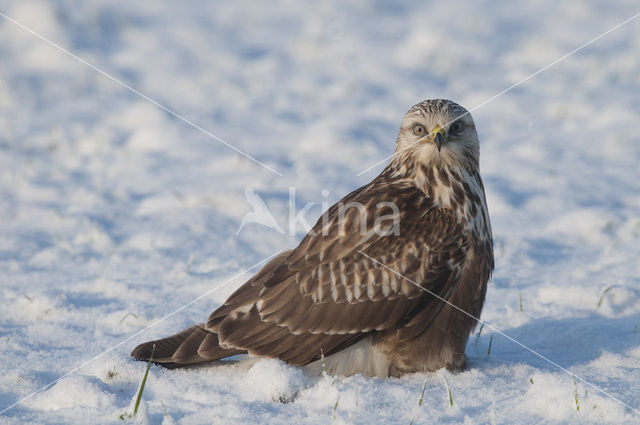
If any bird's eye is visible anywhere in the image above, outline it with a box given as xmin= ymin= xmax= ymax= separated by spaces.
xmin=450 ymin=121 xmax=464 ymax=134
xmin=413 ymin=125 xmax=426 ymax=136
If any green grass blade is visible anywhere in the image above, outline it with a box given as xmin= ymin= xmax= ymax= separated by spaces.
xmin=440 ymin=374 xmax=454 ymax=408
xmin=408 ymin=380 xmax=429 ymax=425
xmin=418 ymin=380 xmax=427 ymax=407
xmin=134 ymin=344 xmax=155 ymax=416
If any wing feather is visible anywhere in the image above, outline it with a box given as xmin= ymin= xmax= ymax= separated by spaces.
xmin=204 ymin=175 xmax=469 ymax=365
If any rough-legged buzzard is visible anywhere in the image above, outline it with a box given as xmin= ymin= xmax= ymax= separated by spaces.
xmin=132 ymin=99 xmax=494 ymax=377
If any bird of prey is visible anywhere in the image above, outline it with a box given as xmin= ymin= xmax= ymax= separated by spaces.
xmin=132 ymin=99 xmax=494 ymax=377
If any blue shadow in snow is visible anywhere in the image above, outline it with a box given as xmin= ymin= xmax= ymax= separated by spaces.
xmin=469 ymin=312 xmax=640 ymax=372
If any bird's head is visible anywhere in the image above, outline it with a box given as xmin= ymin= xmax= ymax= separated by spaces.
xmin=393 ymin=99 xmax=480 ymax=171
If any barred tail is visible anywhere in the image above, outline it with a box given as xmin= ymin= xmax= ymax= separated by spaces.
xmin=131 ymin=324 xmax=245 ymax=368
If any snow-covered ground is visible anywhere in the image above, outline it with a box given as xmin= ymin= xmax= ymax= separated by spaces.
xmin=1 ymin=0 xmax=640 ymax=423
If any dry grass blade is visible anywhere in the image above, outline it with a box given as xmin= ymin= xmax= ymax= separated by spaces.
xmin=519 ymin=293 xmax=523 ymax=312
xmin=573 ymin=375 xmax=580 ymax=411
xmin=475 ymin=322 xmax=485 ymax=345
xmin=597 ymin=285 xmax=616 ymax=308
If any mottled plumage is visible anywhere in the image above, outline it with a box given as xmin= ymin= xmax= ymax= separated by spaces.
xmin=132 ymin=99 xmax=494 ymax=377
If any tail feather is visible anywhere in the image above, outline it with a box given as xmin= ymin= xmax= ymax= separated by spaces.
xmin=131 ymin=324 xmax=245 ymax=368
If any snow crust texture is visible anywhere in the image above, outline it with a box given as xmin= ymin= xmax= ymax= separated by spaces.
xmin=1 ymin=1 xmax=639 ymax=424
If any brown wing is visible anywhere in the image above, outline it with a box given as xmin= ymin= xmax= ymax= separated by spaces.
xmin=131 ymin=250 xmax=290 ymax=366
xmin=207 ymin=179 xmax=470 ymax=365
xmin=131 ymin=324 xmax=245 ymax=368
xmin=133 ymin=177 xmax=470 ymax=368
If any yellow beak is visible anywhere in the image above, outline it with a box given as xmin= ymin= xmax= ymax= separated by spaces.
xmin=431 ymin=125 xmax=446 ymax=152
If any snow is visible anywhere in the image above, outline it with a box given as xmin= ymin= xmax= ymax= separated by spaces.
xmin=1 ymin=0 xmax=640 ymax=423
xmin=26 ymin=375 xmax=116 ymax=411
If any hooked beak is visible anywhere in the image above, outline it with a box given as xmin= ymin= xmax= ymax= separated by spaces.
xmin=432 ymin=125 xmax=446 ymax=152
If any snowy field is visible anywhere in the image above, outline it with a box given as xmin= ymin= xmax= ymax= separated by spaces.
xmin=1 ymin=0 xmax=640 ymax=424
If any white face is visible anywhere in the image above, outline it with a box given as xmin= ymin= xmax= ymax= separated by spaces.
xmin=394 ymin=100 xmax=480 ymax=168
